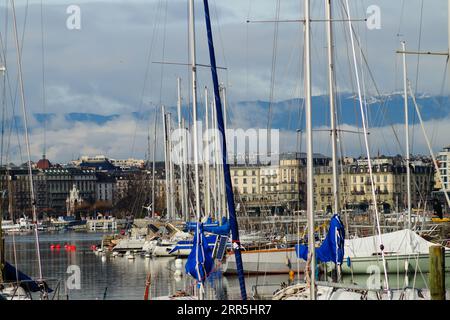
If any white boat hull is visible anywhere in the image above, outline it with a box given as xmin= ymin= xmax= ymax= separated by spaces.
xmin=224 ymin=248 xmax=303 ymax=274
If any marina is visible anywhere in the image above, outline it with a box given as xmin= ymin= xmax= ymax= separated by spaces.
xmin=0 ymin=0 xmax=450 ymax=305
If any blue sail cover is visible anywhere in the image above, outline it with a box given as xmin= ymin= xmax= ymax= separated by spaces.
xmin=295 ymin=214 xmax=345 ymax=264
xmin=169 ymin=234 xmax=218 ymax=254
xmin=185 ymin=224 xmax=214 ymax=283
xmin=185 ymin=217 xmax=231 ymax=236
xmin=185 ymin=217 xmax=230 ymax=236
xmin=4 ymin=262 xmax=53 ymax=293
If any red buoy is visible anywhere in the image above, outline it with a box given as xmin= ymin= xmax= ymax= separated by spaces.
xmin=50 ymin=245 xmax=55 ymax=250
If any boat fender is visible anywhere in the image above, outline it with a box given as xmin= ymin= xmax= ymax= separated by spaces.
xmin=346 ymin=256 xmax=351 ymax=267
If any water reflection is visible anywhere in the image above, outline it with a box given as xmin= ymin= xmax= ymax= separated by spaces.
xmin=3 ymin=232 xmax=449 ymax=300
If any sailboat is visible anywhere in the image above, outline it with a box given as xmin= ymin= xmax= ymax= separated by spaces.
xmin=271 ymin=0 xmax=450 ymax=300
xmin=0 ymin=0 xmax=64 ymax=300
xmin=152 ymin=0 xmax=247 ymax=300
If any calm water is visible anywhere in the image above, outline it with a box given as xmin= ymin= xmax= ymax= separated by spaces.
xmin=4 ymin=232 xmax=289 ymax=300
xmin=4 ymin=232 xmax=448 ymax=300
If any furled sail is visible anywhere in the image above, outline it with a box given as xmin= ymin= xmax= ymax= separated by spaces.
xmin=185 ymin=224 xmax=214 ymax=283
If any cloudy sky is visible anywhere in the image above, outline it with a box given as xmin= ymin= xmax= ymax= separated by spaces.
xmin=1 ymin=0 xmax=449 ymax=164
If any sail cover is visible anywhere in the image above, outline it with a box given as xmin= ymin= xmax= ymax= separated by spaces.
xmin=185 ymin=217 xmax=230 ymax=236
xmin=344 ymin=228 xmax=450 ymax=258
xmin=296 ymin=214 xmax=345 ymax=264
xmin=185 ymin=224 xmax=214 ymax=283
xmin=4 ymin=262 xmax=53 ymax=293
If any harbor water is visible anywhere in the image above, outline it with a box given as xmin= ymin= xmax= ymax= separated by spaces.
xmin=4 ymin=232 xmax=449 ymax=300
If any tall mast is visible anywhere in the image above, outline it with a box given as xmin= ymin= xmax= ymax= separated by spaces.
xmin=401 ymin=41 xmax=412 ymax=230
xmin=220 ymin=85 xmax=228 ymax=220
xmin=212 ymin=99 xmax=222 ymax=221
xmin=177 ymin=78 xmax=187 ymax=220
xmin=202 ymin=0 xmax=247 ymax=300
xmin=326 ymin=0 xmax=340 ymax=216
xmin=204 ymin=87 xmax=211 ymax=217
xmin=326 ymin=0 xmax=343 ymax=280
xmin=304 ymin=0 xmax=316 ymax=300
xmin=11 ymin=0 xmax=43 ymax=282
xmin=189 ymin=0 xmax=201 ymax=225
xmin=168 ymin=112 xmax=175 ymax=219
xmin=181 ymin=118 xmax=189 ymax=221
xmin=162 ymin=106 xmax=170 ymax=219
xmin=151 ymin=104 xmax=157 ymax=219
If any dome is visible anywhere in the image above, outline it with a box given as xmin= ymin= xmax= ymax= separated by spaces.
xmin=36 ymin=157 xmax=52 ymax=169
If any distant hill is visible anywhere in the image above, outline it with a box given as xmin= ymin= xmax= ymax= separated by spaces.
xmin=25 ymin=93 xmax=450 ymax=131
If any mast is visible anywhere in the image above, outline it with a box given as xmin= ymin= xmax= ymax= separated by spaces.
xmin=220 ymin=85 xmax=228 ymax=220
xmin=162 ymin=106 xmax=171 ymax=219
xmin=304 ymin=0 xmax=316 ymax=300
xmin=326 ymin=0 xmax=340 ymax=216
xmin=177 ymin=78 xmax=188 ymax=220
xmin=189 ymin=0 xmax=201 ymax=224
xmin=151 ymin=104 xmax=157 ymax=219
xmin=401 ymin=41 xmax=412 ymax=230
xmin=11 ymin=0 xmax=43 ymax=282
xmin=326 ymin=0 xmax=343 ymax=280
xmin=212 ymin=99 xmax=222 ymax=222
xmin=189 ymin=0 xmax=203 ymax=300
xmin=204 ymin=87 xmax=211 ymax=218
xmin=181 ymin=118 xmax=189 ymax=221
xmin=168 ymin=112 xmax=176 ymax=219
xmin=202 ymin=0 xmax=247 ymax=300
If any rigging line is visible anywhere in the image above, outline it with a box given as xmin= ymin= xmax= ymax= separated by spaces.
xmin=245 ymin=0 xmax=252 ymax=102
xmin=408 ymin=80 xmax=450 ymax=209
xmin=344 ymin=0 xmax=389 ymax=292
xmin=339 ymin=0 xmax=404 ymax=158
xmin=428 ymin=60 xmax=448 ymax=154
xmin=411 ymin=0 xmax=425 ymax=156
xmin=0 ymin=0 xmax=29 ymax=165
xmin=40 ymin=0 xmax=47 ymax=158
xmin=10 ymin=0 xmax=44 ymax=283
xmin=266 ymin=0 xmax=280 ymax=132
xmin=130 ymin=0 xmax=164 ymax=158
xmin=158 ymin=0 xmax=169 ymax=107
xmin=0 ymin=0 xmax=8 ymax=166
xmin=337 ymin=0 xmax=363 ymax=154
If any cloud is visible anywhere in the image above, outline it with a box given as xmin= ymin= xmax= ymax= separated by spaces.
xmin=1 ymin=1 xmax=449 ymax=164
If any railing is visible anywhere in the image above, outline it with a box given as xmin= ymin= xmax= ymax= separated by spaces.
xmin=0 ymin=278 xmax=66 ymax=300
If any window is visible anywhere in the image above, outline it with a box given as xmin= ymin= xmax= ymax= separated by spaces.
xmin=234 ymin=178 xmax=238 ymax=184
xmin=252 ymin=178 xmax=256 ymax=184
xmin=243 ymin=178 xmax=247 ymax=184
xmin=243 ymin=187 xmax=247 ymax=193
